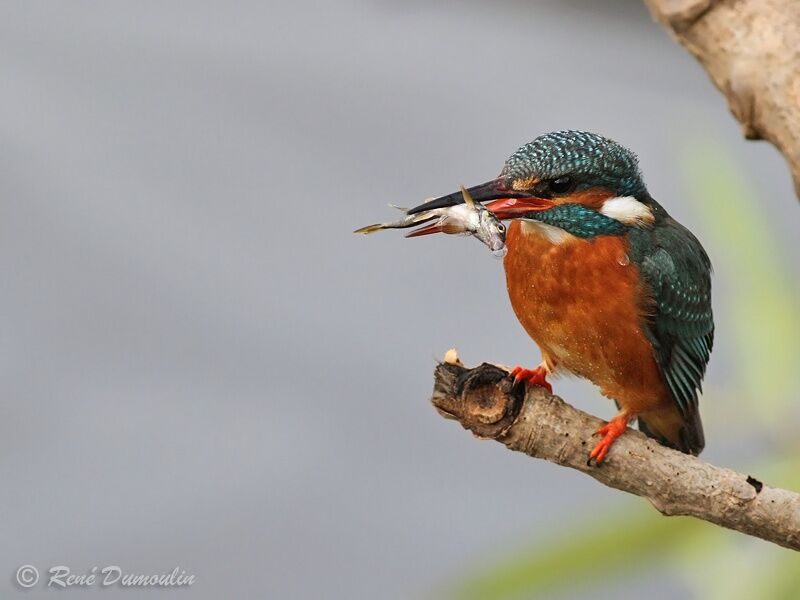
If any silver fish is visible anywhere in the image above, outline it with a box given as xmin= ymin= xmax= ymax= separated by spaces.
xmin=353 ymin=204 xmax=438 ymax=234
xmin=354 ymin=186 xmax=507 ymax=257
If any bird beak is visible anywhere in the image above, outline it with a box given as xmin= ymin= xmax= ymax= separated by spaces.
xmin=483 ymin=196 xmax=554 ymax=219
xmin=407 ymin=178 xmax=553 ymax=218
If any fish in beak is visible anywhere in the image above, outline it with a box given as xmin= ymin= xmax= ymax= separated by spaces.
xmin=355 ymin=186 xmax=509 ymax=256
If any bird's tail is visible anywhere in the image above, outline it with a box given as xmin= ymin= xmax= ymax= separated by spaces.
xmin=637 ymin=405 xmax=705 ymax=456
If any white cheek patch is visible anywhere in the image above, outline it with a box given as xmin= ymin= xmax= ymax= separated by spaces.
xmin=600 ymin=196 xmax=655 ymax=227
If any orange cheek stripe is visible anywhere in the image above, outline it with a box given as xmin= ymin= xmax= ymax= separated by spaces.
xmin=555 ymin=187 xmax=614 ymax=208
xmin=508 ymin=182 xmax=615 ymax=208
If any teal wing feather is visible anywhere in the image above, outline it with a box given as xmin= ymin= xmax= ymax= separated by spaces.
xmin=629 ymin=218 xmax=714 ymax=452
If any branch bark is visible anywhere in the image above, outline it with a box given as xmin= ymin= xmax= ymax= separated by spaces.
xmin=644 ymin=0 xmax=800 ymax=200
xmin=431 ymin=357 xmax=800 ymax=551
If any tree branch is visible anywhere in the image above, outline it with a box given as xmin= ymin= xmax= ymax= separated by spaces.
xmin=644 ymin=0 xmax=800 ymax=200
xmin=431 ymin=356 xmax=800 ymax=551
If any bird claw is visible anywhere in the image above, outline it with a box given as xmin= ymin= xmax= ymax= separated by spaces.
xmin=588 ymin=436 xmax=615 ymax=465
xmin=594 ymin=422 xmax=613 ymax=437
xmin=587 ymin=416 xmax=629 ymax=465
xmin=508 ymin=365 xmax=552 ymax=393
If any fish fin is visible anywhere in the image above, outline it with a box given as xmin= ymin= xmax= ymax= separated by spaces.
xmin=439 ymin=221 xmax=466 ymax=234
xmin=388 ymin=204 xmax=409 ymax=212
xmin=460 ymin=185 xmax=476 ymax=209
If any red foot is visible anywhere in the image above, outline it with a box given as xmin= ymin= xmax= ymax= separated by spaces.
xmin=508 ymin=365 xmax=552 ymax=393
xmin=589 ymin=414 xmax=630 ymax=465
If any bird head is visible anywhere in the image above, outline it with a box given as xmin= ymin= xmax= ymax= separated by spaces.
xmin=408 ymin=131 xmax=658 ymax=235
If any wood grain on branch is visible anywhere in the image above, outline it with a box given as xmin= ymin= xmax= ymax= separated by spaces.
xmin=644 ymin=0 xmax=800 ymax=199
xmin=431 ymin=358 xmax=800 ymax=551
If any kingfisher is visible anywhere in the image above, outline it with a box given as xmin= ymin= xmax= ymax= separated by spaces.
xmin=408 ymin=131 xmax=714 ymax=464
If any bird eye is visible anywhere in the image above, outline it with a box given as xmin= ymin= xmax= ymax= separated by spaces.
xmin=548 ymin=177 xmax=574 ymax=195
xmin=497 ymin=223 xmax=506 ymax=233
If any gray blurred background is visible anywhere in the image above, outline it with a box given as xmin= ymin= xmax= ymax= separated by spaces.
xmin=0 ymin=1 xmax=797 ymax=599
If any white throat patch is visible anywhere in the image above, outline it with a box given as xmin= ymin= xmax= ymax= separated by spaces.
xmin=521 ymin=220 xmax=577 ymax=245
xmin=600 ymin=196 xmax=654 ymax=227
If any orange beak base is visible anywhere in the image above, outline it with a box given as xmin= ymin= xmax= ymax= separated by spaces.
xmin=484 ymin=197 xmax=554 ymax=220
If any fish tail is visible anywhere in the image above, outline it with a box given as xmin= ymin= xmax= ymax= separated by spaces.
xmin=353 ymin=223 xmax=385 ymax=235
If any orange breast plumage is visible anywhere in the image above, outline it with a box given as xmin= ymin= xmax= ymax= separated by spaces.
xmin=503 ymin=219 xmax=671 ymax=415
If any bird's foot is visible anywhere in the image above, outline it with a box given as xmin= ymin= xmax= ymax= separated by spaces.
xmin=508 ymin=365 xmax=552 ymax=393
xmin=588 ymin=413 xmax=630 ymax=465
